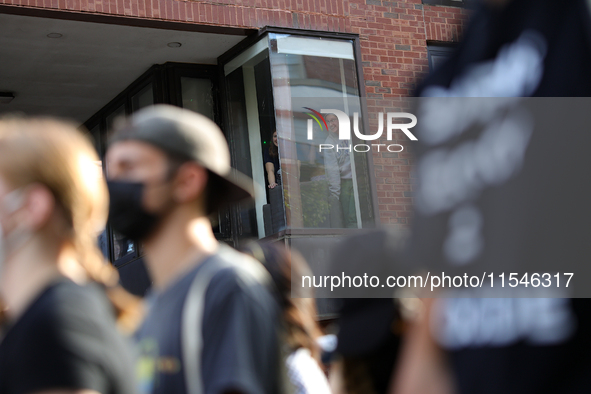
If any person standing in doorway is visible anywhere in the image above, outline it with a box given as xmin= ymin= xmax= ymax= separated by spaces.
xmin=264 ymin=131 xmax=281 ymax=189
xmin=323 ymin=113 xmax=356 ymax=228
xmin=262 ymin=130 xmax=286 ymax=233
xmin=105 ymin=105 xmax=283 ymax=394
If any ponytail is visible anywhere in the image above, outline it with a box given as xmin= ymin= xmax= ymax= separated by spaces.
xmin=243 ymin=243 xmax=323 ymax=361
xmin=71 ymin=228 xmax=143 ymax=334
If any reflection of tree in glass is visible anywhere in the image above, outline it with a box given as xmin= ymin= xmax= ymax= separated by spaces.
xmin=300 ymin=179 xmax=331 ymax=228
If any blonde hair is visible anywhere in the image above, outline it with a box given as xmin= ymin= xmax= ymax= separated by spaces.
xmin=0 ymin=116 xmax=140 ymax=331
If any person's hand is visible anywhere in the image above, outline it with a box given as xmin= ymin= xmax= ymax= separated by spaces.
xmin=268 ymin=182 xmax=278 ymax=189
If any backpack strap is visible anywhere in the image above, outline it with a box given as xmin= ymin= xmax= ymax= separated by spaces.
xmin=181 ymin=246 xmax=295 ymax=394
xmin=181 ymin=260 xmax=221 ymax=394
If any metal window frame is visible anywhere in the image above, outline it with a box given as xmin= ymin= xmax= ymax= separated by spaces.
xmin=218 ymin=27 xmax=380 ymax=244
xmin=83 ymin=62 xmax=231 ymax=267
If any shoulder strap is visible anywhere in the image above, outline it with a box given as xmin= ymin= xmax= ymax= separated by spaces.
xmin=181 ymin=260 xmax=222 ymax=394
xmin=181 ymin=247 xmax=293 ymax=394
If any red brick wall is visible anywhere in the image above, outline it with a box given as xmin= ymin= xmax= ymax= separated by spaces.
xmin=1 ymin=0 xmax=469 ymax=225
xmin=350 ymin=1 xmax=469 ymax=225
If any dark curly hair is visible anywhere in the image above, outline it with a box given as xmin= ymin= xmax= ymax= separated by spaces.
xmin=242 ymin=242 xmax=323 ymax=362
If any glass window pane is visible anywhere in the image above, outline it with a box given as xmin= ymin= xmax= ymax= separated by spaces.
xmin=89 ymin=124 xmax=101 ymax=156
xmin=131 ymin=84 xmax=154 ymax=112
xmin=181 ymin=77 xmax=215 ymax=120
xmin=224 ymin=67 xmax=261 ymax=238
xmin=106 ymin=104 xmax=126 ymax=131
xmin=428 ymin=45 xmax=455 ymax=72
xmin=104 ymin=103 xmax=136 ymax=263
xmin=112 ymin=232 xmax=137 ymax=262
xmin=103 ymin=104 xmax=126 ymax=161
xmin=269 ymin=33 xmax=374 ymax=230
xmin=223 ymin=37 xmax=280 ymax=238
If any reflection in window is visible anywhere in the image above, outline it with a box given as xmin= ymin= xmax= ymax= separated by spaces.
xmin=89 ymin=124 xmax=101 ymax=156
xmin=427 ymin=45 xmax=455 ymax=72
xmin=223 ymin=37 xmax=278 ymax=238
xmin=112 ymin=231 xmax=136 ymax=262
xmin=131 ymin=84 xmax=154 ymax=112
xmin=269 ymin=34 xmax=374 ymax=229
xmin=105 ymin=104 xmax=126 ymax=146
xmin=106 ymin=104 xmax=125 ymax=130
xmin=181 ymin=77 xmax=215 ymax=120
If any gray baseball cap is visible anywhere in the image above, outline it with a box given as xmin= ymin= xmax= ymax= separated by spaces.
xmin=109 ymin=105 xmax=254 ymax=212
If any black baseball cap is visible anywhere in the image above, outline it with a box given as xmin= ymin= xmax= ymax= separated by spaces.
xmin=109 ymin=105 xmax=254 ymax=211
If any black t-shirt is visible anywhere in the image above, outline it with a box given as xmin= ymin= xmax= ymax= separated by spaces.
xmin=431 ymin=298 xmax=591 ymax=394
xmin=134 ymin=245 xmax=282 ymax=394
xmin=0 ymin=279 xmax=137 ymax=394
xmin=411 ymin=0 xmax=591 ymax=279
xmin=411 ymin=0 xmax=591 ymax=277
xmin=263 ymin=147 xmax=281 ymax=184
xmin=408 ymin=0 xmax=591 ymax=393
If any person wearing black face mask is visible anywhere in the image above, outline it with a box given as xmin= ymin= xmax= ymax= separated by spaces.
xmin=106 ymin=162 xmax=176 ymax=241
xmin=105 ymin=105 xmax=285 ymax=394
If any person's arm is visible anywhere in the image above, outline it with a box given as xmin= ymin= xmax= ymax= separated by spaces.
xmin=389 ymin=298 xmax=454 ymax=394
xmin=265 ymin=162 xmax=277 ymax=189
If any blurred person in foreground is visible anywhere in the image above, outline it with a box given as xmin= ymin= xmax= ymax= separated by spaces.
xmin=264 ymin=131 xmax=281 ymax=190
xmin=243 ymin=242 xmax=331 ymax=394
xmin=325 ymin=229 xmax=406 ymax=394
xmin=0 ymin=117 xmax=139 ymax=394
xmin=329 ymin=298 xmax=402 ymax=394
xmin=392 ymin=0 xmax=591 ymax=394
xmin=105 ymin=105 xmax=282 ymax=394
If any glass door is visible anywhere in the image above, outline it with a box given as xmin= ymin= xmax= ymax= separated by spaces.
xmin=267 ymin=33 xmax=375 ymax=230
xmin=222 ymin=36 xmax=282 ymax=240
xmin=219 ymin=31 xmax=377 ymax=239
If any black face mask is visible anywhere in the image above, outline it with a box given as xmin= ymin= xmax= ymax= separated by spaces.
xmin=107 ymin=181 xmax=161 ymax=241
